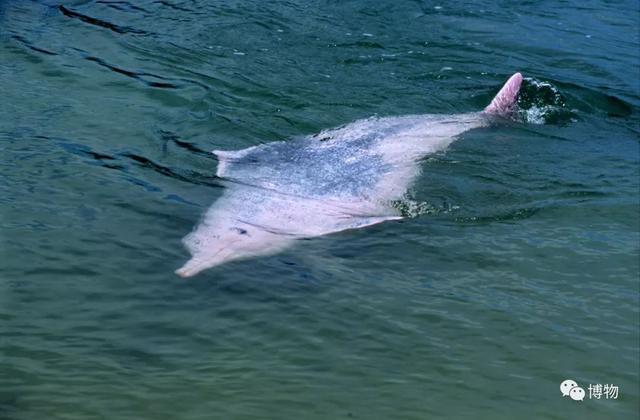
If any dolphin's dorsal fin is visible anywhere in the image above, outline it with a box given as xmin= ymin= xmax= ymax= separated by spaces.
xmin=483 ymin=72 xmax=523 ymax=115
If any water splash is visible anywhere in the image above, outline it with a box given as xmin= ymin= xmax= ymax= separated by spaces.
xmin=516 ymin=77 xmax=576 ymax=124
xmin=391 ymin=196 xmax=459 ymax=218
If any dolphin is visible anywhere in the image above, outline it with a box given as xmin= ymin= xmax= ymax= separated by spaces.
xmin=176 ymin=72 xmax=523 ymax=277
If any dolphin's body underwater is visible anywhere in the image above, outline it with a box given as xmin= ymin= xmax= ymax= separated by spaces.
xmin=176 ymin=73 xmax=523 ymax=277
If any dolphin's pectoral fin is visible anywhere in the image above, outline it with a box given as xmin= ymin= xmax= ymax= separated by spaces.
xmin=212 ymin=149 xmax=247 ymax=177
xmin=483 ymin=72 xmax=523 ymax=116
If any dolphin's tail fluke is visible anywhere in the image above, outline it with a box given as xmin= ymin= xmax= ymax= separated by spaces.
xmin=483 ymin=72 xmax=523 ymax=115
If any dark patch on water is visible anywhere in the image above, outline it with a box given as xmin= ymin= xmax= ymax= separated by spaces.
xmin=59 ymin=5 xmax=146 ymax=35
xmin=172 ymin=139 xmax=212 ymax=157
xmin=11 ymin=35 xmax=57 ymax=56
xmin=0 ymin=392 xmax=19 ymax=420
xmin=124 ymin=153 xmax=222 ymax=188
xmin=85 ymin=56 xmax=179 ymax=89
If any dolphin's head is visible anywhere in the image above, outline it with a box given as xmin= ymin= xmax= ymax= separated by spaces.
xmin=175 ymin=222 xmax=292 ymax=278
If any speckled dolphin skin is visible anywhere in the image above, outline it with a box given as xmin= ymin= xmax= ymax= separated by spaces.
xmin=176 ymin=73 xmax=523 ymax=277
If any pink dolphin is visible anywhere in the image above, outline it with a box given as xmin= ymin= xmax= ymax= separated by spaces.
xmin=176 ymin=73 xmax=523 ymax=277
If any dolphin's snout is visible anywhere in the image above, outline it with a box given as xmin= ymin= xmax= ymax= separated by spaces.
xmin=175 ymin=257 xmax=213 ymax=278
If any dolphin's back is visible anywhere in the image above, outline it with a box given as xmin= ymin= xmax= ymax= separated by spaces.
xmin=215 ymin=114 xmax=480 ymax=200
xmin=221 ymin=134 xmax=387 ymax=198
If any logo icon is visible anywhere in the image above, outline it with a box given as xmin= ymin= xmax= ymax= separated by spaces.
xmin=560 ymin=379 xmax=585 ymax=402
xmin=560 ymin=379 xmax=578 ymax=397
xmin=569 ymin=386 xmax=585 ymax=401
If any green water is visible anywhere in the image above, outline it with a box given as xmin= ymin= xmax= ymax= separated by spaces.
xmin=1 ymin=0 xmax=639 ymax=419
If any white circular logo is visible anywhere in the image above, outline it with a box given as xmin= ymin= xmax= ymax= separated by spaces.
xmin=570 ymin=386 xmax=585 ymax=401
xmin=560 ymin=379 xmax=578 ymax=397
